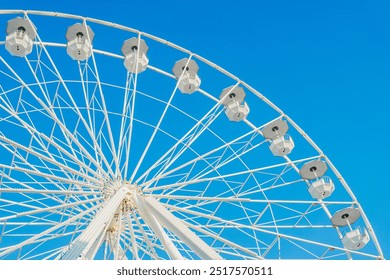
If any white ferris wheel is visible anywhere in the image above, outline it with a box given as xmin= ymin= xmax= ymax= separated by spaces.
xmin=0 ymin=10 xmax=384 ymax=260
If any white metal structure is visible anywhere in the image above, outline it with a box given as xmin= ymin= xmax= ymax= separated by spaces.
xmin=0 ymin=10 xmax=384 ymax=260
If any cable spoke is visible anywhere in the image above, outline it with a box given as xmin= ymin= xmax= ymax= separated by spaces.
xmin=130 ymin=54 xmax=194 ymax=182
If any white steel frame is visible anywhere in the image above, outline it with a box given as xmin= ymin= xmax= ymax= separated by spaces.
xmin=0 ymin=10 xmax=384 ymax=260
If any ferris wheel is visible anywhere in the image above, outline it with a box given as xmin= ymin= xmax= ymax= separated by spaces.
xmin=0 ymin=10 xmax=384 ymax=260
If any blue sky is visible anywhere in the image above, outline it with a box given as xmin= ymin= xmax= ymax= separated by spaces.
xmin=1 ymin=0 xmax=389 ymax=258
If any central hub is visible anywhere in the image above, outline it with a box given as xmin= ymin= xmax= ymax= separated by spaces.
xmin=101 ymin=179 xmax=143 ymax=218
xmin=103 ymin=181 xmax=142 ymax=234
xmin=102 ymin=179 xmax=140 ymax=197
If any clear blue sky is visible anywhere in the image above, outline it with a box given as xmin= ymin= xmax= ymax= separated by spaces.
xmin=1 ymin=0 xmax=389 ymax=258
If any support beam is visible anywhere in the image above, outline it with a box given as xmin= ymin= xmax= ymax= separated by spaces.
xmin=57 ymin=185 xmax=222 ymax=260
xmin=107 ymin=230 xmax=128 ymax=260
xmin=61 ymin=187 xmax=129 ymax=260
xmin=134 ymin=194 xmax=222 ymax=260
xmin=131 ymin=194 xmax=184 ymax=260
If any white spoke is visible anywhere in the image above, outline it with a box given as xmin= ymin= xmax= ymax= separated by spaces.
xmin=76 ymin=61 xmax=113 ymax=176
xmin=83 ymin=20 xmax=120 ymax=178
xmin=0 ymin=134 xmax=100 ymax=185
xmin=130 ymin=55 xmax=194 ymax=182
xmin=0 ymin=203 xmax=100 ymax=258
xmin=0 ymin=188 xmax=99 ymax=196
xmin=139 ymin=120 xmax=270 ymax=187
xmin=145 ymin=156 xmax=320 ymax=192
xmin=136 ymin=86 xmax=229 ymax=185
xmin=0 ymin=197 xmax=100 ymax=223
xmin=0 ymin=57 xmax=109 ymax=180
